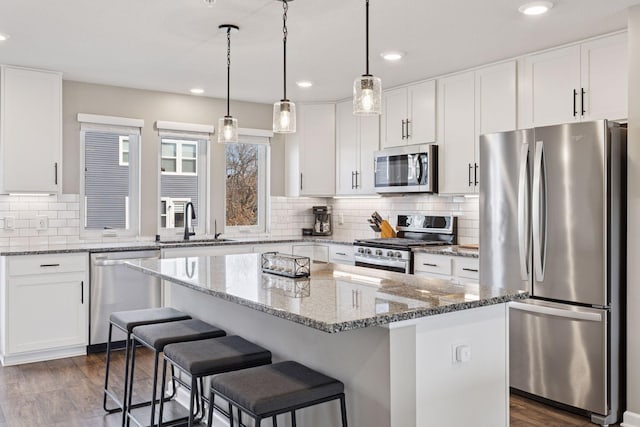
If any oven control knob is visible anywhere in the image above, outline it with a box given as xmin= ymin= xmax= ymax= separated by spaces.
xmin=365 ymin=248 xmax=372 ymax=255
xmin=387 ymin=251 xmax=394 ymax=257
xmin=375 ymin=249 xmax=383 ymax=256
xmin=394 ymin=251 xmax=402 ymax=258
xmin=357 ymin=248 xmax=364 ymax=253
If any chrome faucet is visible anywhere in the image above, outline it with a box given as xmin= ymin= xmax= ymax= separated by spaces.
xmin=184 ymin=202 xmax=196 ymax=240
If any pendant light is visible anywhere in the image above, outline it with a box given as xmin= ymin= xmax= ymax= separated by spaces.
xmin=218 ymin=24 xmax=239 ymax=144
xmin=353 ymin=0 xmax=381 ymax=116
xmin=273 ymin=0 xmax=296 ymax=133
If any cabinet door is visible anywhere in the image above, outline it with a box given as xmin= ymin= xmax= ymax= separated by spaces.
xmin=8 ymin=275 xmax=87 ymax=353
xmin=357 ymin=115 xmax=380 ymax=194
xmin=299 ymin=104 xmax=336 ymax=196
xmin=408 ymin=80 xmax=436 ymax=144
xmin=475 ymin=61 xmax=517 ymax=136
xmin=381 ymin=87 xmax=408 ymax=148
xmin=335 ymin=100 xmax=359 ymax=195
xmin=581 ymin=33 xmax=628 ymax=121
xmin=438 ymin=72 xmax=476 ymax=194
xmin=1 ymin=67 xmax=61 ymax=193
xmin=523 ymin=45 xmax=581 ymax=127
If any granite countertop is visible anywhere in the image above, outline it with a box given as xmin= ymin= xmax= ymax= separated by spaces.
xmin=126 ymin=254 xmax=526 ymax=333
xmin=413 ymin=245 xmax=479 ymax=258
xmin=0 ymin=235 xmax=355 ymax=256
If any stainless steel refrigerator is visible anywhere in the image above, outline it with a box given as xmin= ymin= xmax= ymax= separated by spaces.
xmin=479 ymin=120 xmax=626 ymax=426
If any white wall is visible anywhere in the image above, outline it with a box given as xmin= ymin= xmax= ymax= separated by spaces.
xmin=625 ymin=5 xmax=640 ymax=425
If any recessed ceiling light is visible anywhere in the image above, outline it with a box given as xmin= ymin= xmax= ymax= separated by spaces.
xmin=296 ymin=80 xmax=313 ymax=88
xmin=0 ymin=33 xmax=10 ymax=42
xmin=519 ymin=1 xmax=553 ymax=15
xmin=190 ymin=88 xmax=204 ymax=95
xmin=381 ymin=51 xmax=405 ymax=61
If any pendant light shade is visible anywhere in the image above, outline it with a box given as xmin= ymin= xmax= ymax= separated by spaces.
xmin=218 ymin=24 xmax=239 ymax=144
xmin=353 ymin=0 xmax=382 ymax=115
xmin=273 ymin=0 xmax=296 ymax=133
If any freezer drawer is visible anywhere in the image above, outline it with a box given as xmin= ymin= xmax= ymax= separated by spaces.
xmin=510 ymin=300 xmax=608 ymax=416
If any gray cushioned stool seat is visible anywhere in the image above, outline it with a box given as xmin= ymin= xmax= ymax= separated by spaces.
xmin=110 ymin=307 xmax=191 ymax=333
xmin=164 ymin=336 xmax=272 ymax=377
xmin=132 ymin=318 xmax=226 ymax=351
xmin=210 ymin=361 xmax=345 ymax=415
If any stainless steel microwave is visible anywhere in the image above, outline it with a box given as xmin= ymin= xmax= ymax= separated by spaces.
xmin=374 ymin=144 xmax=437 ymax=194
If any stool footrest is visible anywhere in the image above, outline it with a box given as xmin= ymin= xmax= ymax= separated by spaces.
xmin=127 ymin=399 xmax=190 ymax=427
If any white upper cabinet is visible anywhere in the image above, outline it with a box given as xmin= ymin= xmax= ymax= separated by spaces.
xmin=438 ymin=71 xmax=477 ymax=195
xmin=438 ymin=62 xmax=517 ymax=195
xmin=285 ymin=103 xmax=336 ymax=197
xmin=381 ymin=80 xmax=436 ymax=148
xmin=0 ymin=66 xmax=62 ymax=194
xmin=335 ymin=100 xmax=379 ymax=195
xmin=521 ymin=33 xmax=627 ymax=128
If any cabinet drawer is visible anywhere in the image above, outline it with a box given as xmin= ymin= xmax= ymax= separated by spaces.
xmin=413 ymin=253 xmax=452 ymax=275
xmin=7 ymin=253 xmax=87 ymax=277
xmin=329 ymin=245 xmax=355 ymax=264
xmin=454 ymin=257 xmax=480 ymax=280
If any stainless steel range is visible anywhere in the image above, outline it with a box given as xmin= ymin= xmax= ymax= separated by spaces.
xmin=354 ymin=215 xmax=457 ymax=274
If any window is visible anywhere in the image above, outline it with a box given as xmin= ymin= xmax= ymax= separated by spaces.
xmin=119 ymin=136 xmax=129 ymax=166
xmin=161 ymin=139 xmax=197 ymax=175
xmin=159 ymin=136 xmax=208 ymax=235
xmin=80 ymin=120 xmax=141 ymax=237
xmin=225 ymin=137 xmax=269 ymax=234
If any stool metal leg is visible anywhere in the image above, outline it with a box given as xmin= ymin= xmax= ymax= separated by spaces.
xmin=188 ymin=376 xmax=198 ymax=427
xmin=339 ymin=394 xmax=348 ymax=427
xmin=206 ymin=390 xmax=215 ymax=427
xmin=229 ymin=402 xmax=235 ymax=427
xmin=158 ymin=358 xmax=169 ymax=427
xmin=272 ymin=415 xmax=278 ymax=426
xmin=125 ymin=337 xmax=137 ymax=427
xmin=149 ymin=350 xmax=161 ymax=427
xmin=103 ymin=323 xmax=116 ymax=412
xmin=290 ymin=411 xmax=297 ymax=427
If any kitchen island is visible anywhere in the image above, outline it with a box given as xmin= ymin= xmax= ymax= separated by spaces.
xmin=127 ymin=254 xmax=526 ymax=427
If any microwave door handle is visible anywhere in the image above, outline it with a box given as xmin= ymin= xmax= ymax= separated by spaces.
xmin=415 ymin=155 xmax=424 ymax=184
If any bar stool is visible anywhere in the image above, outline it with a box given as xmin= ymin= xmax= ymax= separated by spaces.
xmin=103 ymin=308 xmax=192 ymax=419
xmin=209 ymin=361 xmax=347 ymax=427
xmin=159 ymin=336 xmax=273 ymax=427
xmin=126 ymin=319 xmax=226 ymax=427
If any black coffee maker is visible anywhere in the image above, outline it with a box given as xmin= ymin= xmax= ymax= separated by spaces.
xmin=312 ymin=206 xmax=332 ymax=236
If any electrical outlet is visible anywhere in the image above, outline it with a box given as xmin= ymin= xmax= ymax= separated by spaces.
xmin=5 ymin=216 xmax=15 ymax=230
xmin=338 ymin=213 xmax=344 ymax=225
xmin=36 ymin=215 xmax=48 ymax=231
xmin=452 ymin=344 xmax=472 ymax=364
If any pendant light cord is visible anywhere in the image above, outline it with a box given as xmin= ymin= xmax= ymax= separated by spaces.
xmin=226 ymin=27 xmax=231 ymax=117
xmin=365 ymin=0 xmax=370 ymax=76
xmin=282 ymin=0 xmax=288 ymax=100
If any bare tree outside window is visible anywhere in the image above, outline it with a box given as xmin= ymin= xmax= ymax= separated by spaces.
xmin=226 ymin=143 xmax=258 ymax=226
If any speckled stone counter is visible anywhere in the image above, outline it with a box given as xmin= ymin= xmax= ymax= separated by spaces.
xmin=0 ymin=236 xmax=354 ymax=256
xmin=126 ymin=254 xmax=524 ymax=333
xmin=413 ymin=245 xmax=480 ymax=258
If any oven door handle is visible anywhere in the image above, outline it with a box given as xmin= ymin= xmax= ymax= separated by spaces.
xmin=354 ymin=255 xmax=409 ymax=271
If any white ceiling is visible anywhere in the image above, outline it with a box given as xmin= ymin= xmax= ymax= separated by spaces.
xmin=0 ymin=0 xmax=639 ymax=104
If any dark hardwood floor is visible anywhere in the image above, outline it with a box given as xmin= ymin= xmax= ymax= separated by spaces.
xmin=0 ymin=350 xmax=620 ymax=426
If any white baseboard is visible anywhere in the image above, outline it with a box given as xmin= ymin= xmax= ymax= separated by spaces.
xmin=174 ymin=384 xmax=230 ymax=427
xmin=0 ymin=345 xmax=86 ymax=366
xmin=622 ymin=411 xmax=640 ymax=427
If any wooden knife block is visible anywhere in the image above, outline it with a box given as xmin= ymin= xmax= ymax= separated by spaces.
xmin=380 ymin=220 xmax=396 ymax=238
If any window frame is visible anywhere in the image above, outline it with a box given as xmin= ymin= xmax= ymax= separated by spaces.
xmin=79 ymin=122 xmax=141 ymax=238
xmin=157 ymin=132 xmax=209 ymax=237
xmin=224 ymin=133 xmax=271 ymax=236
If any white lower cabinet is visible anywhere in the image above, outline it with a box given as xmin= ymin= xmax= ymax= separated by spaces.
xmin=413 ymin=252 xmax=479 ymax=284
xmin=292 ymin=244 xmax=329 ymax=263
xmin=328 ymin=244 xmax=355 ymax=265
xmin=1 ymin=253 xmax=88 ymax=366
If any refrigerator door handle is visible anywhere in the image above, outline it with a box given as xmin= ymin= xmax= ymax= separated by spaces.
xmin=510 ymin=301 xmax=603 ymax=322
xmin=517 ymin=143 xmax=530 ymax=281
xmin=532 ymin=140 xmax=546 ymax=282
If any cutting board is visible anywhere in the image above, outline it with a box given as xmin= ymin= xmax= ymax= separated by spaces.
xmin=458 ymin=244 xmax=479 ymax=250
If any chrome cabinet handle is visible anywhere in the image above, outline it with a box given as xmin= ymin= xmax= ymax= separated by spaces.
xmin=80 ymin=281 xmax=84 ymax=304
xmin=54 ymin=162 xmax=58 ymax=185
xmin=355 ymin=171 xmax=359 ymax=189
xmin=406 ymin=119 xmax=411 ymax=138
xmin=336 ymin=252 xmax=347 ymax=256
xmin=573 ymin=89 xmax=578 ymax=117
xmin=300 ymin=173 xmax=303 ymax=191
xmin=468 ymin=164 xmax=473 ymax=186
xmin=351 ymin=171 xmax=355 ymax=189
xmin=401 ymin=120 xmax=406 ymax=139
xmin=581 ymin=88 xmax=586 ymax=116
xmin=423 ymin=263 xmax=438 ymax=267
xmin=462 ymin=268 xmax=478 ymax=273
xmin=474 ymin=163 xmax=479 ymax=186
xmin=40 ymin=263 xmax=60 ymax=268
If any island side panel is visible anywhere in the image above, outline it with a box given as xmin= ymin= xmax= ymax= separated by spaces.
xmin=168 ymin=282 xmax=393 ymax=427
xmin=412 ymin=303 xmax=508 ymax=427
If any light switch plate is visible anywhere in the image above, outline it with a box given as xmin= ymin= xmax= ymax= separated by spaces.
xmin=36 ymin=215 xmax=48 ymax=231
xmin=5 ymin=216 xmax=15 ymax=230
xmin=452 ymin=343 xmax=472 ymax=364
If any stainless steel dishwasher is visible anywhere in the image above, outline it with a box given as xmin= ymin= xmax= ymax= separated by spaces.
xmin=89 ymin=250 xmax=161 ymax=353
